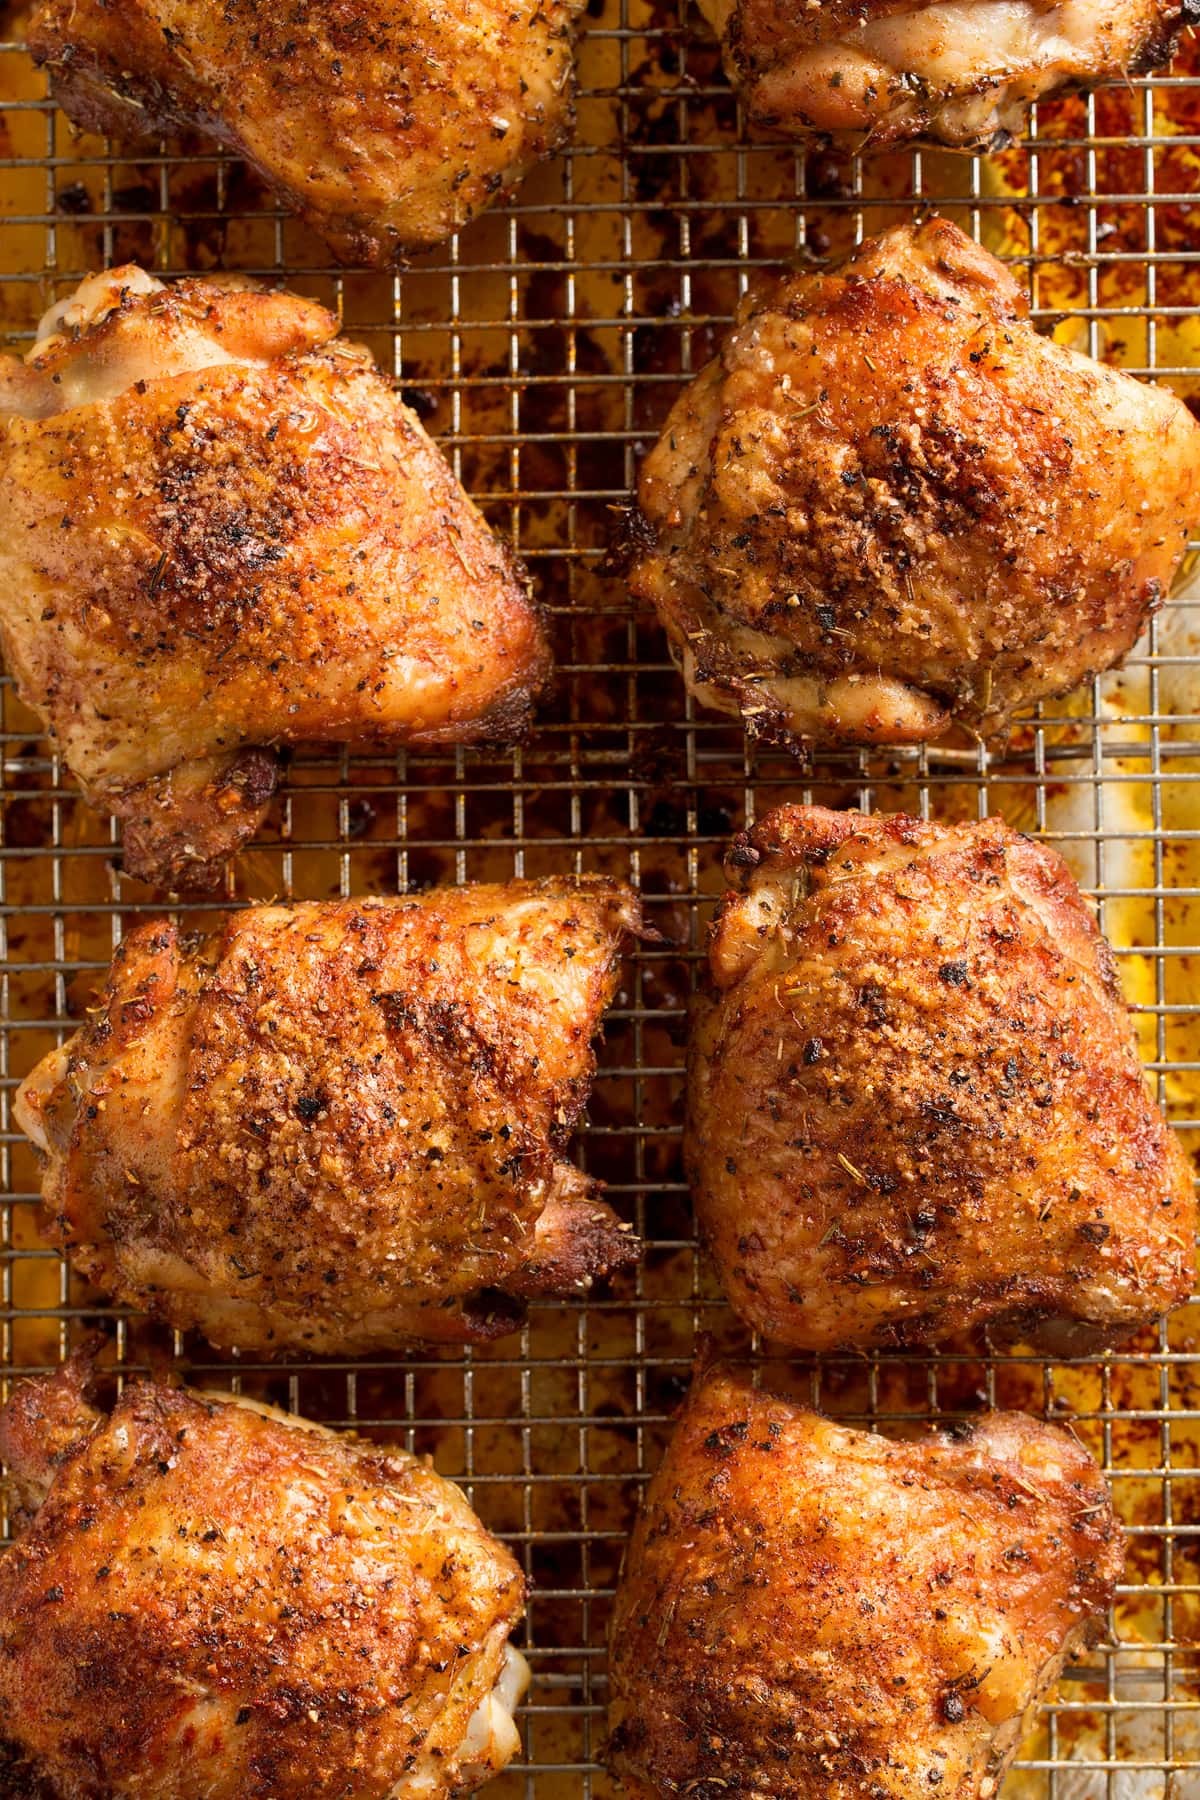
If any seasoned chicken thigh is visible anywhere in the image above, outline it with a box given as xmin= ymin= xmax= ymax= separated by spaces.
xmin=688 ymin=807 xmax=1196 ymax=1354
xmin=698 ymin=0 xmax=1196 ymax=149
xmin=0 ymin=1358 xmax=527 ymax=1799
xmin=16 ymin=879 xmax=641 ymax=1354
xmin=27 ymin=0 xmax=584 ymax=261
xmin=628 ymin=218 xmax=1200 ymax=749
xmin=0 ymin=269 xmax=548 ymax=889
xmin=608 ymin=1364 xmax=1124 ymax=1800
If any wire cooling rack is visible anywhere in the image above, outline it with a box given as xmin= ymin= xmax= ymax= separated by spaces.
xmin=1 ymin=3 xmax=1199 ymax=1793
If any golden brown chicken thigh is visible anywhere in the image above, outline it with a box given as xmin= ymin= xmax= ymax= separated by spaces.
xmin=0 ymin=1358 xmax=527 ymax=1799
xmin=628 ymin=218 xmax=1200 ymax=750
xmin=608 ymin=1363 xmax=1124 ymax=1800
xmin=27 ymin=0 xmax=583 ymax=261
xmin=16 ymin=878 xmax=640 ymax=1354
xmin=688 ymin=806 xmax=1196 ymax=1354
xmin=0 ymin=269 xmax=549 ymax=890
xmin=698 ymin=0 xmax=1195 ymax=149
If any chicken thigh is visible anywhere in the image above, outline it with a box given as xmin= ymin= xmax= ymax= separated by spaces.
xmin=0 ymin=269 xmax=549 ymax=890
xmin=628 ymin=218 xmax=1200 ymax=749
xmin=0 ymin=1357 xmax=527 ymax=1799
xmin=608 ymin=1363 xmax=1124 ymax=1800
xmin=688 ymin=806 xmax=1196 ymax=1354
xmin=698 ymin=0 xmax=1196 ymax=149
xmin=26 ymin=0 xmax=583 ymax=261
xmin=16 ymin=879 xmax=641 ymax=1354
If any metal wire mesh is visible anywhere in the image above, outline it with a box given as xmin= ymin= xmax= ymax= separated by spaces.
xmin=1 ymin=2 xmax=1199 ymax=1792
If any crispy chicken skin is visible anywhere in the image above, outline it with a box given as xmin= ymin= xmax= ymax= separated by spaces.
xmin=0 ymin=269 xmax=549 ymax=890
xmin=26 ymin=0 xmax=583 ymax=262
xmin=627 ymin=218 xmax=1200 ymax=750
xmin=687 ymin=807 xmax=1197 ymax=1355
xmin=0 ymin=1359 xmax=528 ymax=1799
xmin=15 ymin=879 xmax=641 ymax=1354
xmin=607 ymin=1364 xmax=1125 ymax=1800
xmin=697 ymin=0 xmax=1197 ymax=150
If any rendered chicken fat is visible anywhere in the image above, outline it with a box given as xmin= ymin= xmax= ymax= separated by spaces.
xmin=15 ymin=880 xmax=642 ymax=1354
xmin=0 ymin=1362 xmax=528 ymax=1799
xmin=687 ymin=806 xmax=1197 ymax=1353
xmin=0 ymin=268 xmax=550 ymax=887
xmin=607 ymin=1363 xmax=1125 ymax=1800
xmin=628 ymin=217 xmax=1200 ymax=750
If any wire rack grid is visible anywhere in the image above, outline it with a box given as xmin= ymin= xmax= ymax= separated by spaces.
xmin=1 ymin=1 xmax=1199 ymax=1794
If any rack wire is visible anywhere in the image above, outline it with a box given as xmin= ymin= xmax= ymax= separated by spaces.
xmin=1 ymin=1 xmax=1199 ymax=1793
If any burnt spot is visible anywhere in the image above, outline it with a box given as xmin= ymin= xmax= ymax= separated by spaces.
xmin=702 ymin=1418 xmax=750 ymax=1458
xmin=939 ymin=1689 xmax=966 ymax=1725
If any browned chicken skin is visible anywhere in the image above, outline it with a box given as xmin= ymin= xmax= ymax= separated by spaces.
xmin=688 ymin=806 xmax=1196 ymax=1354
xmin=26 ymin=0 xmax=584 ymax=261
xmin=0 ymin=1359 xmax=528 ymax=1799
xmin=608 ymin=1363 xmax=1125 ymax=1800
xmin=15 ymin=879 xmax=641 ymax=1355
xmin=628 ymin=218 xmax=1200 ymax=750
xmin=697 ymin=0 xmax=1197 ymax=150
xmin=0 ymin=269 xmax=549 ymax=890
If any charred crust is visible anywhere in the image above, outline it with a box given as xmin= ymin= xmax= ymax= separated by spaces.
xmin=0 ymin=1738 xmax=57 ymax=1800
xmin=455 ymin=1287 xmax=530 ymax=1340
xmin=3 ymin=272 xmax=552 ymax=890
xmin=1130 ymin=5 xmax=1200 ymax=75
xmin=504 ymin=1179 xmax=642 ymax=1297
xmin=23 ymin=880 xmax=640 ymax=1354
xmin=694 ymin=807 xmax=1195 ymax=1355
xmin=606 ymin=501 xmax=661 ymax=577
xmin=631 ymin=219 xmax=1197 ymax=751
xmin=404 ymin=655 xmax=550 ymax=748
xmin=608 ymin=1369 xmax=1123 ymax=1798
xmin=115 ymin=749 xmax=279 ymax=893
xmin=724 ymin=832 xmax=762 ymax=872
xmin=0 ymin=1371 xmax=526 ymax=1791
xmin=28 ymin=2 xmax=584 ymax=264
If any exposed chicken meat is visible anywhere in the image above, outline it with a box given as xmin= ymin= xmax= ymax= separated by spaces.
xmin=15 ymin=880 xmax=642 ymax=1354
xmin=607 ymin=1362 xmax=1125 ymax=1800
xmin=26 ymin=0 xmax=585 ymax=261
xmin=0 ymin=269 xmax=549 ymax=889
xmin=697 ymin=0 xmax=1197 ymax=149
xmin=0 ymin=1358 xmax=528 ymax=1799
xmin=627 ymin=218 xmax=1200 ymax=750
xmin=688 ymin=806 xmax=1196 ymax=1354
